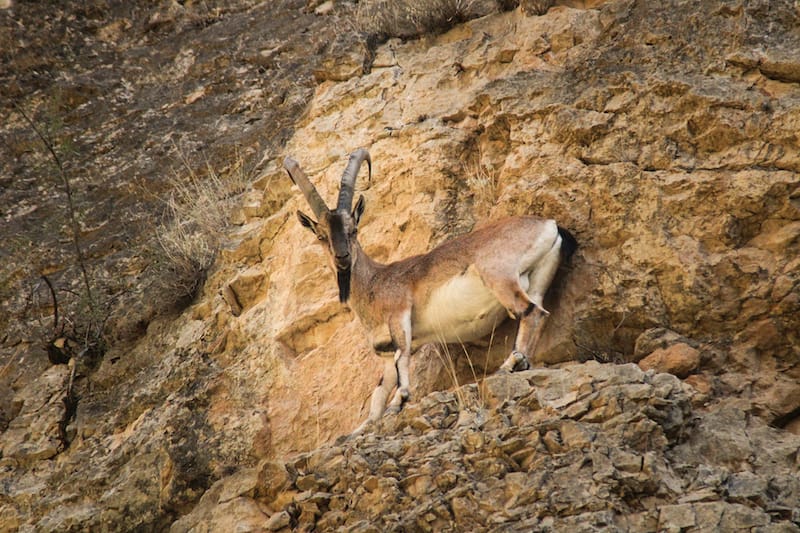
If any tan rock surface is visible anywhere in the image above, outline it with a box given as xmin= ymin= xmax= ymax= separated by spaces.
xmin=638 ymin=343 xmax=701 ymax=378
xmin=175 ymin=363 xmax=800 ymax=532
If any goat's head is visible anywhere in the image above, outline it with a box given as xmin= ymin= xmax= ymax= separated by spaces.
xmin=284 ymin=149 xmax=371 ymax=303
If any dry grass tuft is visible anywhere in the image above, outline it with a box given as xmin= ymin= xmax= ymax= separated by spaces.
xmin=431 ymin=326 xmax=497 ymax=410
xmin=466 ymin=157 xmax=501 ymax=214
xmin=155 ymin=148 xmax=252 ymax=301
xmin=353 ymin=0 xmax=507 ymax=40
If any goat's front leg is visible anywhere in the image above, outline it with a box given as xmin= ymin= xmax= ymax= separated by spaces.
xmin=354 ymin=356 xmax=398 ymax=435
xmin=385 ymin=310 xmax=412 ymax=414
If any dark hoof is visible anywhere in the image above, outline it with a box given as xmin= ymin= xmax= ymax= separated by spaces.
xmin=513 ymin=358 xmax=531 ymax=372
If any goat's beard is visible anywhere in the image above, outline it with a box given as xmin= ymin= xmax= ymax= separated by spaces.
xmin=337 ymin=268 xmax=351 ymax=303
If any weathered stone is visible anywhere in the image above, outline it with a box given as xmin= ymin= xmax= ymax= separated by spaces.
xmin=313 ymin=34 xmax=368 ymax=83
xmin=638 ymin=343 xmax=701 ymax=378
xmin=257 ymin=461 xmax=291 ymax=502
xmin=266 ymin=510 xmax=291 ymax=531
xmin=718 ymin=502 xmax=770 ymax=529
xmin=558 ymin=420 xmax=593 ymax=450
xmin=726 ymin=471 xmax=767 ymax=503
xmin=481 ymin=372 xmax=533 ymax=407
xmin=633 ymin=328 xmax=693 ymax=361
xmin=658 ymin=503 xmax=696 ymax=531
xmin=460 ymin=429 xmax=487 ymax=454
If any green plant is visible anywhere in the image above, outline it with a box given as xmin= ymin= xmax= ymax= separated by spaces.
xmin=14 ymin=104 xmax=96 ymax=316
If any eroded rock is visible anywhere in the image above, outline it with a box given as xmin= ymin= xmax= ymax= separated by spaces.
xmin=176 ymin=363 xmax=800 ymax=531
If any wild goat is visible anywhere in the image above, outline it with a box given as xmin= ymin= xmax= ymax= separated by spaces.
xmin=284 ymin=149 xmax=577 ymax=432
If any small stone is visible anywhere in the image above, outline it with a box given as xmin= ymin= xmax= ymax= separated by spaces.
xmin=217 ymin=468 xmax=259 ymax=503
xmin=611 ymin=449 xmax=642 ymax=473
xmin=658 ymin=503 xmax=696 ymax=531
xmin=410 ymin=416 xmax=433 ymax=432
xmin=313 ymin=0 xmax=334 ymax=16
xmin=684 ymin=374 xmax=712 ymax=395
xmin=558 ymin=421 xmax=592 ymax=450
xmin=638 ymin=343 xmax=700 ymax=379
xmin=316 ymin=510 xmax=346 ymax=529
xmin=542 ymin=430 xmax=564 ymax=453
xmin=403 ymin=474 xmax=433 ymax=497
xmin=461 ymin=430 xmax=486 ymax=453
xmin=434 ymin=470 xmax=458 ymax=492
xmin=718 ymin=502 xmax=769 ymax=529
xmin=726 ymin=471 xmax=766 ymax=502
xmin=266 ymin=510 xmax=291 ymax=531
xmin=257 ymin=461 xmax=290 ymax=502
xmin=302 ymin=472 xmax=335 ymax=492
xmin=633 ymin=328 xmax=690 ymax=361
xmin=481 ymin=372 xmax=532 ymax=407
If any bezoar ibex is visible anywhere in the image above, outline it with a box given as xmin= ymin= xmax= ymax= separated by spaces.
xmin=284 ymin=149 xmax=577 ymax=433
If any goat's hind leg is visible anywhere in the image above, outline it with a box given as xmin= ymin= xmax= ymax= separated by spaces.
xmin=498 ymin=240 xmax=562 ymax=373
xmin=478 ymin=268 xmax=545 ymax=373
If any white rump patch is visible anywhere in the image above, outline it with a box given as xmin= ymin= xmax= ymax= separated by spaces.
xmin=413 ymin=265 xmax=507 ymax=346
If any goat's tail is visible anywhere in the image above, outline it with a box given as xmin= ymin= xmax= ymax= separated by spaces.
xmin=557 ymin=226 xmax=578 ymax=262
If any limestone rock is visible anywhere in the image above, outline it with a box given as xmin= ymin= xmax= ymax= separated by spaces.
xmin=177 ymin=363 xmax=800 ymax=532
xmin=633 ymin=327 xmax=694 ymax=362
xmin=638 ymin=343 xmax=701 ymax=378
xmin=313 ymin=34 xmax=369 ymax=83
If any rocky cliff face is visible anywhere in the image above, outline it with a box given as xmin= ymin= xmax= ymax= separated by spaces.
xmin=174 ymin=363 xmax=800 ymax=531
xmin=1 ymin=0 xmax=799 ymax=531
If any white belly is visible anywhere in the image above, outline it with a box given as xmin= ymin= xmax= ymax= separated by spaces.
xmin=413 ymin=266 xmax=508 ymax=346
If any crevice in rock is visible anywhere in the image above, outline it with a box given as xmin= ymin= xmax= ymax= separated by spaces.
xmin=770 ymin=404 xmax=800 ymax=431
xmin=57 ymin=364 xmax=79 ymax=453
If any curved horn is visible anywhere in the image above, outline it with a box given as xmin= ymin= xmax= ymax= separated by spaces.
xmin=284 ymin=156 xmax=328 ymax=219
xmin=337 ymin=148 xmax=371 ymax=213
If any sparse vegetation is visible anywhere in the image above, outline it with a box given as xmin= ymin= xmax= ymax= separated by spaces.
xmin=14 ymin=103 xmax=109 ymax=369
xmin=431 ymin=328 xmax=496 ymax=410
xmin=153 ymin=146 xmax=253 ymax=303
xmin=465 ymin=155 xmax=501 ymax=214
xmin=13 ymin=102 xmax=114 ymax=452
xmin=353 ymin=0 xmax=510 ymax=41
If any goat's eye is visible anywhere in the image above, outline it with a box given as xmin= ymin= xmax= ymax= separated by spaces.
xmin=317 ymin=235 xmax=326 ymax=241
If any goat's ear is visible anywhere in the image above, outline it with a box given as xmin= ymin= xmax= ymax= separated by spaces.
xmin=297 ymin=210 xmax=319 ymax=234
xmin=353 ymin=195 xmax=366 ymax=227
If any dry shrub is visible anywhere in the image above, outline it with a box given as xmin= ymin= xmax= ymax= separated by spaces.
xmin=354 ymin=0 xmax=509 ymax=40
xmin=155 ymin=149 xmax=251 ymax=301
xmin=466 ymin=158 xmax=501 ymax=214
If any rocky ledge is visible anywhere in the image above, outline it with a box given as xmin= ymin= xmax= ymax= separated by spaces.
xmin=173 ymin=362 xmax=800 ymax=532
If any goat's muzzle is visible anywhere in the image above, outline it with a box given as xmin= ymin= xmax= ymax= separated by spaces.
xmin=334 ymin=253 xmax=351 ymax=271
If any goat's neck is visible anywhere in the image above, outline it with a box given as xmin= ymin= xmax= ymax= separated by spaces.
xmin=348 ymin=240 xmax=385 ymax=323
xmin=350 ymin=240 xmax=382 ymax=295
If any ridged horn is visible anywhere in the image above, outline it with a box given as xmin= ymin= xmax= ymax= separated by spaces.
xmin=337 ymin=148 xmax=371 ymax=213
xmin=284 ymin=156 xmax=329 ymax=219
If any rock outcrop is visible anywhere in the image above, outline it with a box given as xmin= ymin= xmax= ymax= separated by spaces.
xmin=173 ymin=363 xmax=800 ymax=532
xmin=236 ymin=0 xmax=800 ymax=457
xmin=1 ymin=0 xmax=799 ymax=531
